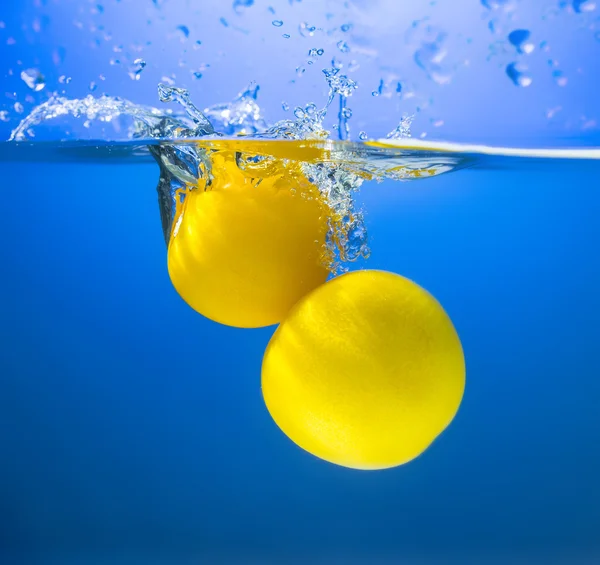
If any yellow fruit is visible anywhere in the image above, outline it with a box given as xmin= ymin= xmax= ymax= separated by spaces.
xmin=167 ymin=151 xmax=331 ymax=328
xmin=262 ymin=269 xmax=465 ymax=470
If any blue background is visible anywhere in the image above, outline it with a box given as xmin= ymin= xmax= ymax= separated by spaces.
xmin=1 ymin=1 xmax=600 ymax=564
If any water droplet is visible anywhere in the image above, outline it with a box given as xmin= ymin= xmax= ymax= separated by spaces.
xmin=299 ymin=22 xmax=316 ymax=37
xmin=20 ymin=68 xmax=46 ymax=91
xmin=296 ymin=66 xmax=305 ymax=76
xmin=233 ymin=0 xmax=254 ymax=13
xmin=128 ymin=58 xmax=146 ymax=81
xmin=294 ymin=107 xmax=305 ymax=119
xmin=282 ymin=101 xmax=289 ymax=111
xmin=194 ymin=40 xmax=202 ymax=49
xmin=341 ymin=23 xmax=352 ymax=32
xmin=14 ymin=102 xmax=24 ymax=114
xmin=371 ymin=90 xmax=379 ymax=97
xmin=220 ymin=17 xmax=229 ymax=27
xmin=572 ymin=0 xmax=596 ymax=13
xmin=282 ymin=33 xmax=290 ymax=38
xmin=176 ymin=25 xmax=190 ymax=40
xmin=0 ymin=111 xmax=9 ymax=122
xmin=272 ymin=19 xmax=283 ymax=27
xmin=358 ymin=131 xmax=368 ymax=140
xmin=508 ymin=29 xmax=534 ymax=54
xmin=192 ymin=71 xmax=202 ymax=79
xmin=305 ymin=103 xmax=317 ymax=115
xmin=506 ymin=62 xmax=532 ymax=87
xmin=337 ymin=40 xmax=350 ymax=53
xmin=161 ymin=75 xmax=175 ymax=85
xmin=341 ymin=107 xmax=352 ymax=118
xmin=83 ymin=119 xmax=91 ymax=128
xmin=553 ymin=69 xmax=568 ymax=86
xmin=89 ymin=81 xmax=97 ymax=92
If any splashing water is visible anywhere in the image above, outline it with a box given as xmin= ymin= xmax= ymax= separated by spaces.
xmin=7 ymin=73 xmax=484 ymax=274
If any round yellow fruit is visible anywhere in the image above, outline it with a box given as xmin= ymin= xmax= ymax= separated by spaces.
xmin=167 ymin=152 xmax=331 ymax=328
xmin=261 ymin=269 xmax=465 ymax=470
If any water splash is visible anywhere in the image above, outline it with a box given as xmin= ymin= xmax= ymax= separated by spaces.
xmin=203 ymin=82 xmax=266 ymax=136
xmin=386 ymin=115 xmax=414 ymax=139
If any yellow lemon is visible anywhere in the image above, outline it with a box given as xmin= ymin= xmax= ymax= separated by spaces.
xmin=167 ymin=151 xmax=331 ymax=328
xmin=262 ymin=269 xmax=465 ymax=470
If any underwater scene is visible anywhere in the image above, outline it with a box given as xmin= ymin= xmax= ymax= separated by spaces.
xmin=1 ymin=1 xmax=599 ymax=564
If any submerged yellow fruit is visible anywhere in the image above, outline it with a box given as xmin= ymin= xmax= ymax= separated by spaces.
xmin=167 ymin=151 xmax=331 ymax=328
xmin=262 ymin=269 xmax=465 ymax=470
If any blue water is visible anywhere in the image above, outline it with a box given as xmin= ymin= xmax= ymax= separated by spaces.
xmin=1 ymin=150 xmax=599 ymax=565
